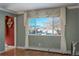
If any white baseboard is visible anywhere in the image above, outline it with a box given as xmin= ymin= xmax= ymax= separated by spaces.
xmin=16 ymin=46 xmax=26 ymax=49
xmin=0 ymin=49 xmax=11 ymax=54
xmin=28 ymin=46 xmax=70 ymax=54
xmin=28 ymin=47 xmax=49 ymax=51
xmin=0 ymin=46 xmax=25 ymax=54
xmin=65 ymin=50 xmax=79 ymax=55
xmin=65 ymin=50 xmax=71 ymax=54
xmin=0 ymin=50 xmax=5 ymax=54
xmin=0 ymin=47 xmax=16 ymax=54
xmin=0 ymin=46 xmax=71 ymax=55
xmin=75 ymin=51 xmax=79 ymax=55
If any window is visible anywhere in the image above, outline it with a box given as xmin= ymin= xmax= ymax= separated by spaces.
xmin=28 ymin=17 xmax=61 ymax=36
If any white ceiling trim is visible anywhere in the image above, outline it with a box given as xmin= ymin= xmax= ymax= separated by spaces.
xmin=0 ymin=3 xmax=77 ymax=14
xmin=0 ymin=7 xmax=18 ymax=14
xmin=67 ymin=6 xmax=79 ymax=9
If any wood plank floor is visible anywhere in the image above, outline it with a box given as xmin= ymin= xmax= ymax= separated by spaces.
xmin=0 ymin=48 xmax=71 ymax=56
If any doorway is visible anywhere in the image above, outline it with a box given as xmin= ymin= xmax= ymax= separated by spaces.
xmin=5 ymin=16 xmax=16 ymax=51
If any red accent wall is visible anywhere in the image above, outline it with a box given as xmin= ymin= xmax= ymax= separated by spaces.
xmin=5 ymin=16 xmax=14 ymax=46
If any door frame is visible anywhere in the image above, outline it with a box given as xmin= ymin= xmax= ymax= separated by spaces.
xmin=14 ymin=17 xmax=16 ymax=48
xmin=5 ymin=17 xmax=16 ymax=51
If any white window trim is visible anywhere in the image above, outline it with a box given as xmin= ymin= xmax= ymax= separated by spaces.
xmin=60 ymin=7 xmax=67 ymax=52
xmin=24 ymin=12 xmax=29 ymax=49
xmin=28 ymin=17 xmax=62 ymax=36
xmin=24 ymin=7 xmax=67 ymax=52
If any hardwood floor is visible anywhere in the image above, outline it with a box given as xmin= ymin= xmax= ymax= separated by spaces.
xmin=0 ymin=48 xmax=71 ymax=56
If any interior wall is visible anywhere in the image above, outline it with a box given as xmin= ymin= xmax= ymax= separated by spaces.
xmin=28 ymin=35 xmax=61 ymax=49
xmin=1 ymin=7 xmax=79 ymax=53
xmin=16 ymin=8 xmax=62 ymax=50
xmin=0 ymin=10 xmax=16 ymax=51
xmin=0 ymin=7 xmax=79 ymax=53
xmin=16 ymin=14 xmax=25 ymax=47
xmin=66 ymin=8 xmax=79 ymax=51
xmin=25 ymin=7 xmax=66 ymax=51
xmin=1 ymin=7 xmax=66 ymax=52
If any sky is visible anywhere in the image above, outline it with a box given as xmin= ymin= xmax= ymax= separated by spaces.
xmin=28 ymin=17 xmax=48 ymax=27
xmin=28 ymin=17 xmax=60 ymax=27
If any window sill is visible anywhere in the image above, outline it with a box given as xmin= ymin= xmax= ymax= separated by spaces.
xmin=28 ymin=34 xmax=62 ymax=36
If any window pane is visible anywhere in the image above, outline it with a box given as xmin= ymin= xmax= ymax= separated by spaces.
xmin=46 ymin=18 xmax=53 ymax=35
xmin=53 ymin=17 xmax=61 ymax=35
xmin=28 ymin=18 xmax=53 ymax=35
xmin=28 ymin=18 xmax=36 ymax=34
xmin=35 ymin=18 xmax=48 ymax=35
xmin=28 ymin=17 xmax=61 ymax=36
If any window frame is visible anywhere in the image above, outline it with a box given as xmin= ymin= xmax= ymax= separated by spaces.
xmin=28 ymin=17 xmax=62 ymax=36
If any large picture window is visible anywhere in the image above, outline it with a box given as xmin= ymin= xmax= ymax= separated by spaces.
xmin=28 ymin=17 xmax=61 ymax=36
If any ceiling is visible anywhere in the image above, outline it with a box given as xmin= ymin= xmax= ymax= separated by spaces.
xmin=0 ymin=3 xmax=77 ymax=14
